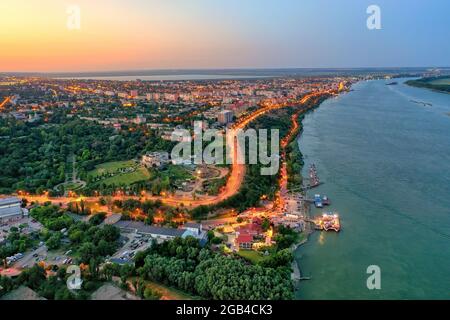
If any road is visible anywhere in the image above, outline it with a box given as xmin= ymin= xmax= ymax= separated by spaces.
xmin=12 ymin=245 xmax=47 ymax=269
xmin=22 ymin=91 xmax=333 ymax=209
xmin=0 ymin=96 xmax=11 ymax=110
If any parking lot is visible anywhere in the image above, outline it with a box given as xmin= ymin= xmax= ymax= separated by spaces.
xmin=0 ymin=217 xmax=43 ymax=240
xmin=12 ymin=244 xmax=48 ymax=269
xmin=110 ymin=232 xmax=153 ymax=263
xmin=11 ymin=245 xmax=74 ymax=270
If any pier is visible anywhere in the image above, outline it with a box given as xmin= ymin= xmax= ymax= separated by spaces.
xmin=309 ymin=164 xmax=320 ymax=186
xmin=309 ymin=213 xmax=341 ymax=232
xmin=302 ymin=164 xmax=322 ymax=190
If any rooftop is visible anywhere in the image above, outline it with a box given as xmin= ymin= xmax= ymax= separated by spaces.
xmin=91 ymin=283 xmax=139 ymax=300
xmin=183 ymin=222 xmax=202 ymax=229
xmin=236 ymin=233 xmax=253 ymax=244
xmin=0 ymin=197 xmax=21 ymax=207
xmin=114 ymin=220 xmax=185 ymax=237
xmin=0 ymin=205 xmax=23 ymax=218
xmin=1 ymin=286 xmax=46 ymax=300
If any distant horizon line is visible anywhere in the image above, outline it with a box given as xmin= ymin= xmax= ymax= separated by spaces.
xmin=1 ymin=66 xmax=449 ymax=76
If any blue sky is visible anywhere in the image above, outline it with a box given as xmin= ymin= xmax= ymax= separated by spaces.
xmin=132 ymin=0 xmax=450 ymax=68
xmin=2 ymin=0 xmax=449 ymax=71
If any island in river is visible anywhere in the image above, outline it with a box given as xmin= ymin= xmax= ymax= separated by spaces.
xmin=406 ymin=75 xmax=450 ymax=93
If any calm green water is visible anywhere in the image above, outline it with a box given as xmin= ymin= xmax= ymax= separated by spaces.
xmin=295 ymin=79 xmax=450 ymax=300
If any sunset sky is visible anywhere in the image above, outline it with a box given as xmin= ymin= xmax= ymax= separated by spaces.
xmin=1 ymin=0 xmax=449 ymax=72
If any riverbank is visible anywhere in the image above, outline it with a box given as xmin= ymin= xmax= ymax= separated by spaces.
xmin=284 ymin=94 xmax=343 ymax=289
xmin=294 ymin=78 xmax=450 ymax=299
xmin=406 ymin=76 xmax=450 ymax=94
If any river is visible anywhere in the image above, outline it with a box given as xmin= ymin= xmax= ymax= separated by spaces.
xmin=295 ymin=78 xmax=450 ymax=299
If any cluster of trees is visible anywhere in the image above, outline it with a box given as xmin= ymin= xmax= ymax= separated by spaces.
xmin=0 ymin=265 xmax=77 ymax=300
xmin=0 ymin=118 xmax=67 ymax=193
xmin=135 ymin=237 xmax=294 ymax=300
xmin=67 ymin=200 xmax=92 ymax=216
xmin=0 ymin=262 xmax=115 ymax=300
xmin=258 ymin=249 xmax=293 ymax=269
xmin=190 ymin=109 xmax=296 ymax=219
xmin=273 ymin=225 xmax=299 ymax=250
xmin=191 ymin=162 xmax=280 ymax=219
xmin=286 ymin=144 xmax=304 ymax=190
xmin=69 ymin=222 xmax=120 ymax=264
xmin=110 ymin=198 xmax=187 ymax=227
xmin=31 ymin=205 xmax=73 ymax=231
xmin=0 ymin=227 xmax=36 ymax=261
xmin=0 ymin=115 xmax=172 ymax=194
xmin=202 ymin=176 xmax=228 ymax=196
xmin=31 ymin=205 xmax=120 ymax=263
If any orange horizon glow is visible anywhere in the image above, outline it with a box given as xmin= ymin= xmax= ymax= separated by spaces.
xmin=2 ymin=0 xmax=448 ymax=72
xmin=0 ymin=0 xmax=249 ymax=72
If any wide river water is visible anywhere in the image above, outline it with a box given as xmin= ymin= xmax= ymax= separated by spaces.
xmin=295 ymin=78 xmax=450 ymax=299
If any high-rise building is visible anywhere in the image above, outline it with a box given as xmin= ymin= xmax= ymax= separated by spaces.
xmin=135 ymin=114 xmax=146 ymax=124
xmin=218 ymin=110 xmax=233 ymax=124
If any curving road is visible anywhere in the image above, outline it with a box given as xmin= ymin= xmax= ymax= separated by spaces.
xmin=24 ymin=91 xmax=333 ymax=209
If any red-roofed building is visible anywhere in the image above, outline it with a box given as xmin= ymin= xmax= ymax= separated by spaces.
xmin=235 ymin=233 xmax=253 ymax=250
xmin=252 ymin=217 xmax=262 ymax=225
xmin=236 ymin=223 xmax=263 ymax=237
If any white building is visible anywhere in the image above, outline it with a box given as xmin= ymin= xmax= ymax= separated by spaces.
xmin=0 ymin=197 xmax=24 ymax=223
xmin=114 ymin=221 xmax=185 ymax=241
xmin=114 ymin=221 xmax=207 ymax=245
xmin=182 ymin=222 xmax=203 ymax=235
xmin=218 ymin=110 xmax=233 ymax=124
xmin=141 ymin=152 xmax=170 ymax=168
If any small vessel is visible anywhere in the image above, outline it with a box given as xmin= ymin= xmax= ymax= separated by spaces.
xmin=386 ymin=82 xmax=398 ymax=86
xmin=322 ymin=195 xmax=330 ymax=206
xmin=309 ymin=164 xmax=320 ymax=187
xmin=410 ymin=99 xmax=433 ymax=107
xmin=314 ymin=194 xmax=323 ymax=208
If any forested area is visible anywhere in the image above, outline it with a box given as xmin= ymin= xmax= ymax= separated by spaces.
xmin=0 ymin=112 xmax=172 ymax=194
xmin=286 ymin=114 xmax=305 ymax=190
xmin=135 ymin=237 xmax=294 ymax=300
xmin=30 ymin=205 xmax=121 ymax=263
xmin=0 ymin=226 xmax=36 ymax=261
xmin=191 ymin=109 xmax=295 ymax=218
xmin=0 ymin=264 xmax=92 ymax=300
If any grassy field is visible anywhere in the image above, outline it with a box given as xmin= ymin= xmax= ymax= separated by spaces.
xmin=89 ymin=160 xmax=137 ymax=177
xmin=88 ymin=160 xmax=151 ymax=186
xmin=236 ymin=250 xmax=270 ymax=264
xmin=128 ymin=277 xmax=197 ymax=300
xmin=99 ymin=167 xmax=150 ymax=185
xmin=406 ymin=76 xmax=450 ymax=93
xmin=145 ymin=281 xmax=198 ymax=300
xmin=158 ymin=164 xmax=193 ymax=181
xmin=430 ymin=77 xmax=450 ymax=85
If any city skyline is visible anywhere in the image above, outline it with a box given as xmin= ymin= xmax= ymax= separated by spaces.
xmin=1 ymin=0 xmax=449 ymax=72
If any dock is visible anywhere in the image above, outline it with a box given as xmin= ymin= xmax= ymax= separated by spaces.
xmin=302 ymin=164 xmax=322 ymax=190
xmin=310 ymin=213 xmax=341 ymax=232
xmin=308 ymin=164 xmax=320 ymax=187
